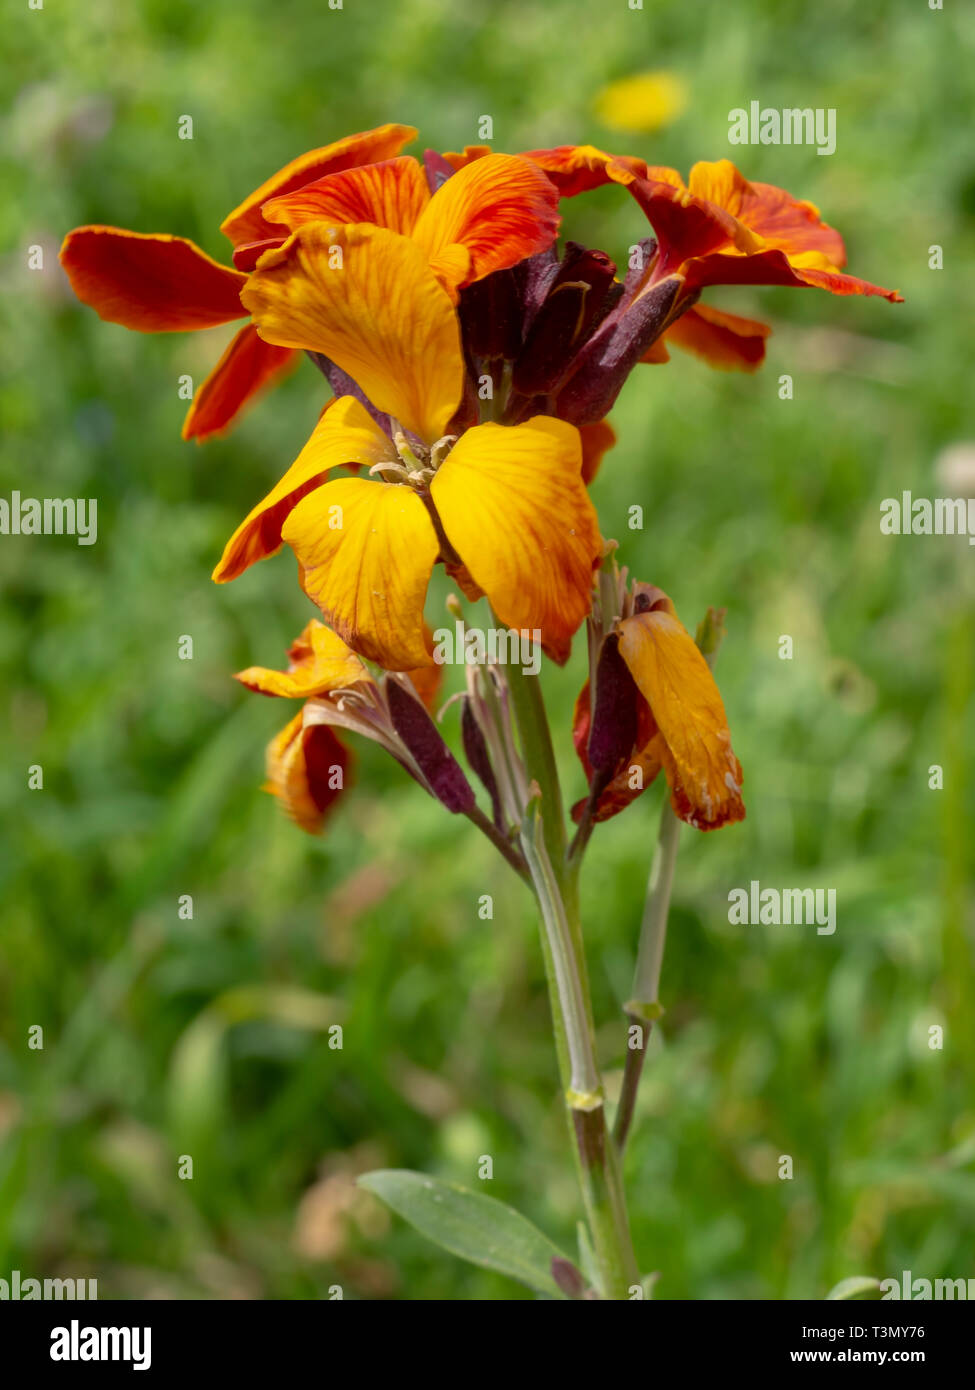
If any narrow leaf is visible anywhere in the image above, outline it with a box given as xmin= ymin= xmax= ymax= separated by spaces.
xmin=359 ymin=1169 xmax=570 ymax=1298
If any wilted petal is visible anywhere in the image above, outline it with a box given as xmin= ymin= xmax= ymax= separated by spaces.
xmin=265 ymin=711 xmax=351 ymax=834
xmin=236 ymin=619 xmax=371 ymax=697
xmin=616 ymin=606 xmax=745 ymax=830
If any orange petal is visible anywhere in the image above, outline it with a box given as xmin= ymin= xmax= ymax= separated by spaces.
xmin=616 ymin=607 xmax=745 ymax=830
xmin=281 ymin=477 xmax=438 ymax=672
xmin=212 ymin=395 xmax=393 ymax=582
xmin=241 ymin=223 xmax=464 ymax=442
xmin=237 ymin=619 xmax=371 ymax=697
xmin=263 ymin=156 xmax=430 ymax=237
xmin=60 ymin=226 xmax=246 ymax=332
xmin=579 ymin=419 xmax=617 ymax=485
xmin=680 ymin=246 xmax=902 ymax=300
xmin=406 ymin=649 xmax=444 ymax=714
xmin=521 ymin=144 xmax=648 ymax=196
xmin=219 ymin=123 xmax=418 ymax=246
xmin=440 ymin=145 xmax=493 ymax=170
xmin=182 ymin=323 xmax=295 ymax=441
xmin=625 ymin=175 xmax=761 ymax=278
xmin=661 ymin=304 xmax=770 ymax=372
xmin=412 ymin=153 xmax=560 ymax=292
xmin=430 ymin=418 xmax=601 ymax=665
xmin=265 ymin=710 xmax=351 ymax=834
xmin=688 ymin=161 xmax=846 ymax=266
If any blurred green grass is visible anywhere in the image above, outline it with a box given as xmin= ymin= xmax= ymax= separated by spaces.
xmin=1 ymin=0 xmax=974 ymax=1299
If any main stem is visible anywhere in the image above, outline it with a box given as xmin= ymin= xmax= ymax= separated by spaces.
xmin=505 ymin=657 xmax=639 ymax=1299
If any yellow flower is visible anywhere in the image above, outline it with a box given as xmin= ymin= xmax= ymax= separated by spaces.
xmin=593 ymin=71 xmax=687 ymax=135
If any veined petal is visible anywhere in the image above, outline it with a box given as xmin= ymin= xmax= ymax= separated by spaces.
xmin=213 ymin=396 xmax=392 ymax=582
xmin=241 ymin=223 xmax=464 ymax=442
xmin=521 ymin=144 xmax=648 ymax=196
xmin=282 ymin=477 xmax=438 ymax=671
xmin=263 ymin=156 xmax=430 ymax=236
xmin=182 ymin=324 xmax=295 ymax=441
xmin=220 ymin=123 xmax=418 ymax=246
xmin=680 ymin=246 xmax=902 ymax=300
xmin=616 ymin=607 xmax=745 ymax=830
xmin=624 ymin=175 xmax=761 ymax=276
xmin=265 ymin=711 xmax=350 ymax=833
xmin=237 ymin=619 xmax=371 ymax=697
xmin=412 ymin=153 xmax=560 ymax=292
xmin=430 ymin=418 xmax=601 ymax=665
xmin=688 ymin=161 xmax=846 ymax=266
xmin=60 ymin=227 xmax=246 ymax=331
xmin=440 ymin=145 xmax=492 ymax=170
xmin=659 ymin=304 xmax=770 ymax=372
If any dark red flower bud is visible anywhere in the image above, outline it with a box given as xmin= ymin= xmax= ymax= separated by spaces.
xmin=385 ymin=677 xmax=475 ymax=814
xmin=461 ymin=696 xmax=503 ymax=828
xmin=555 ymin=275 xmax=684 ymax=426
xmin=460 ymin=268 xmax=524 ymax=361
xmin=588 ymin=634 xmax=640 ymax=776
xmin=511 ymin=243 xmax=620 ymax=397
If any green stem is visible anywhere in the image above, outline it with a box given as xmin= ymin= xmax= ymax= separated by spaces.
xmin=614 ymin=798 xmax=681 ymax=1151
xmin=504 ymin=657 xmax=639 ymax=1299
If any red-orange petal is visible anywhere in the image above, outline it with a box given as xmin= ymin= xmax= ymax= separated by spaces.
xmin=263 ymin=156 xmax=431 ymax=237
xmin=60 ymin=226 xmax=247 ymax=332
xmin=658 ymin=304 xmax=771 ymax=372
xmin=579 ymin=419 xmax=617 ymax=485
xmin=521 ymin=145 xmax=648 ymax=197
xmin=220 ymin=123 xmax=419 ymax=246
xmin=681 ymin=246 xmax=902 ymax=300
xmin=412 ymin=153 xmax=560 ymax=291
xmin=182 ymin=323 xmax=296 ymax=441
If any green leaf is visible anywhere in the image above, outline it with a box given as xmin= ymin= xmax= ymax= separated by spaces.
xmin=359 ymin=1169 xmax=571 ymax=1298
xmin=825 ymin=1276 xmax=882 ymax=1301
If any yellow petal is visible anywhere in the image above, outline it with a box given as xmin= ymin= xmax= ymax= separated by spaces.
xmin=212 ymin=396 xmax=393 ymax=582
xmin=616 ymin=607 xmax=745 ymax=829
xmin=282 ymin=477 xmax=438 ymax=671
xmin=241 ymin=223 xmax=464 ymax=442
xmin=430 ymin=418 xmax=601 ymax=664
xmin=236 ymin=619 xmax=372 ymax=697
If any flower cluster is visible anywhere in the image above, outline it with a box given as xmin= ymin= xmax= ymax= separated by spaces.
xmin=61 ymin=125 xmax=900 ymax=841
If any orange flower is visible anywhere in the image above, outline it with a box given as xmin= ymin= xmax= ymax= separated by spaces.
xmin=613 ymin=159 xmax=902 ymax=303
xmin=240 ymin=620 xmax=478 ymax=834
xmin=526 ymin=148 xmax=900 ymax=388
xmin=265 ymin=712 xmax=350 ymax=834
xmin=260 ymin=150 xmax=560 ymax=304
xmin=59 ymin=124 xmax=418 ymax=440
xmin=215 ymin=222 xmax=601 ymax=671
xmin=573 ymin=586 xmax=744 ymax=831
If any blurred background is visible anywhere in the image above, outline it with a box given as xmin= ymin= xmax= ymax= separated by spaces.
xmin=2 ymin=0 xmax=974 ymax=1300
